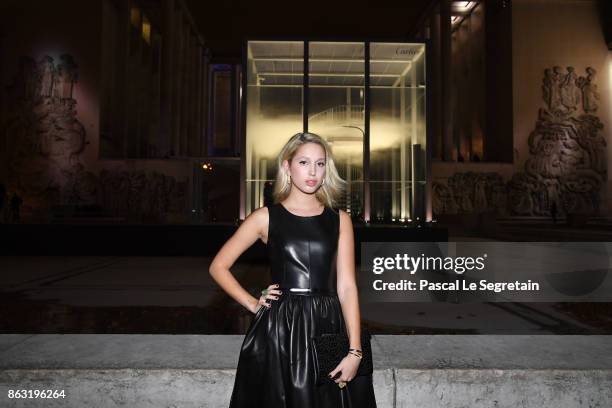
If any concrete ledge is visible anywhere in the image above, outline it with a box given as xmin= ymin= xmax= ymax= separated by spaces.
xmin=1 ymin=335 xmax=611 ymax=407
xmin=396 ymin=369 xmax=612 ymax=407
xmin=1 ymin=369 xmax=238 ymax=408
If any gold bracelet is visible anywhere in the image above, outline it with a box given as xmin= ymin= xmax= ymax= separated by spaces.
xmin=348 ymin=351 xmax=363 ymax=359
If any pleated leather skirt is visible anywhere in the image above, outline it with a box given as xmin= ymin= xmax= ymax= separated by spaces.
xmin=229 ymin=291 xmax=377 ymax=408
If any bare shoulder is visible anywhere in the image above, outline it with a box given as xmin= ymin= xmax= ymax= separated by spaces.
xmin=338 ymin=208 xmax=350 ymax=221
xmin=249 ymin=205 xmax=269 ymax=218
xmin=246 ymin=206 xmax=270 ymax=240
xmin=337 ymin=209 xmax=353 ymax=230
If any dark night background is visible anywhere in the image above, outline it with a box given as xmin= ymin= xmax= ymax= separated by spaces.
xmin=0 ymin=0 xmax=611 ymax=335
xmin=184 ymin=0 xmax=433 ymax=60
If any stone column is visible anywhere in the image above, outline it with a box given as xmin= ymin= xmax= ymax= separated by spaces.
xmin=430 ymin=12 xmax=442 ymax=160
xmin=171 ymin=8 xmax=183 ymax=157
xmin=180 ymin=23 xmax=190 ymax=156
xmin=440 ymin=0 xmax=454 ymax=161
xmin=186 ymin=31 xmax=194 ymax=156
xmin=201 ymin=49 xmax=210 ymax=156
xmin=160 ymin=0 xmax=174 ymax=157
xmin=190 ymin=34 xmax=197 ymax=157
xmin=484 ymin=0 xmax=513 ymax=162
xmin=195 ymin=44 xmax=203 ymax=156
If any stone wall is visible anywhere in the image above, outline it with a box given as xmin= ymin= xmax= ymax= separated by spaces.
xmin=0 ymin=0 xmax=197 ymax=223
xmin=433 ymin=0 xmax=612 ymax=218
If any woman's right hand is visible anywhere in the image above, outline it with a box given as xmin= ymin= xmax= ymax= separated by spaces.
xmin=249 ymin=283 xmax=282 ymax=314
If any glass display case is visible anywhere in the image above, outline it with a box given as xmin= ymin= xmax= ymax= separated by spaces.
xmin=243 ymin=40 xmax=427 ymax=223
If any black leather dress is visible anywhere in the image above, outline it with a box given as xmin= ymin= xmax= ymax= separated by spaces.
xmin=229 ymin=202 xmax=377 ymax=408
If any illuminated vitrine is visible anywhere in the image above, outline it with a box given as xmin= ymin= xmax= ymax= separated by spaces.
xmin=242 ymin=40 xmax=428 ymax=223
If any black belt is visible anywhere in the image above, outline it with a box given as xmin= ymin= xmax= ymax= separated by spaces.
xmin=278 ymin=287 xmax=337 ymax=295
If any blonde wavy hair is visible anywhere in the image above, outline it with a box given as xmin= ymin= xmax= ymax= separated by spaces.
xmin=272 ymin=132 xmax=346 ymax=209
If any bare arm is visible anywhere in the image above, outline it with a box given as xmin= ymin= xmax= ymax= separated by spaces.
xmin=336 ymin=209 xmax=362 ymax=351
xmin=209 ymin=207 xmax=269 ymax=314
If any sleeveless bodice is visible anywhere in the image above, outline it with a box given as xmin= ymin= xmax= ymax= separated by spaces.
xmin=267 ymin=202 xmax=340 ymax=291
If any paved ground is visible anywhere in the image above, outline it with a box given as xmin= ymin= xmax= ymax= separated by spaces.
xmin=1 ymin=256 xmax=609 ymax=334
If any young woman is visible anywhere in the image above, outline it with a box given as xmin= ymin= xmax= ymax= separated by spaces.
xmin=209 ymin=132 xmax=377 ymax=408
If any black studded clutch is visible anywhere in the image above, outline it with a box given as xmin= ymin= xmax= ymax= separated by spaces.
xmin=311 ymin=329 xmax=374 ymax=385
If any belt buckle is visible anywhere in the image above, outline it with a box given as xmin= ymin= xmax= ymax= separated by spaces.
xmin=289 ymin=288 xmax=311 ymax=293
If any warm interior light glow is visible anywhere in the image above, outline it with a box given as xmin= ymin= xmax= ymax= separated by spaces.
xmin=253 ymin=57 xmax=412 ymax=64
xmin=130 ymin=7 xmax=140 ymax=28
xmin=142 ymin=16 xmax=151 ymax=45
xmin=247 ymin=116 xmax=415 ymax=158
xmin=259 ymin=72 xmax=392 ymax=78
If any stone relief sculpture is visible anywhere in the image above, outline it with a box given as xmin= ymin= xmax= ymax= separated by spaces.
xmin=560 ymin=66 xmax=580 ymax=112
xmin=549 ymin=66 xmax=564 ymax=112
xmin=97 ymin=169 xmax=186 ymax=221
xmin=578 ymin=67 xmax=600 ymax=113
xmin=432 ymin=172 xmax=507 ymax=215
xmin=39 ymin=56 xmax=55 ymax=97
xmin=510 ymin=66 xmax=606 ymax=216
xmin=432 ymin=182 xmax=459 ymax=215
xmin=433 ymin=67 xmax=605 ymax=217
xmin=4 ymin=54 xmax=87 ymax=209
xmin=3 ymin=55 xmax=187 ymax=221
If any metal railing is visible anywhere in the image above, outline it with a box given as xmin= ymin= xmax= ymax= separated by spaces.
xmin=308 ymin=105 xmax=364 ymax=125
